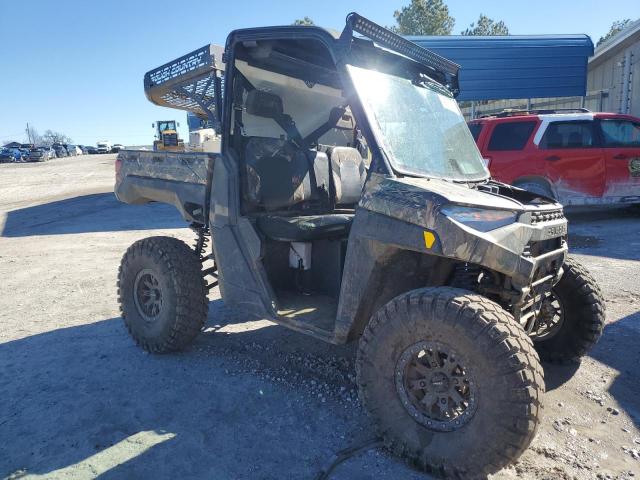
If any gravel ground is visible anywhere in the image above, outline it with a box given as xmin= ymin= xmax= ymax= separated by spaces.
xmin=0 ymin=154 xmax=638 ymax=479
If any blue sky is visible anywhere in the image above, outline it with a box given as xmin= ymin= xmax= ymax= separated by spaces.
xmin=0 ymin=0 xmax=637 ymax=146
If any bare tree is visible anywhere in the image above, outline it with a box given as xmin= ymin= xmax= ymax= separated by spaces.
xmin=42 ymin=130 xmax=73 ymax=145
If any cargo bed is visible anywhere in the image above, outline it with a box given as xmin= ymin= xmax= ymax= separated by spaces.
xmin=115 ymin=149 xmax=214 ymax=224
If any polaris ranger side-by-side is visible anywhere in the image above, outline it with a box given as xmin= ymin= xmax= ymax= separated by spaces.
xmin=115 ymin=14 xmax=605 ymax=477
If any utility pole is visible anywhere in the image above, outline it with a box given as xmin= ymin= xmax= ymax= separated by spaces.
xmin=26 ymin=123 xmax=32 ymax=144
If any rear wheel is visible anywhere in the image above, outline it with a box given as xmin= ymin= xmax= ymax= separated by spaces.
xmin=356 ymin=287 xmax=544 ymax=478
xmin=117 ymin=236 xmax=208 ymax=353
xmin=532 ymin=257 xmax=605 ymax=363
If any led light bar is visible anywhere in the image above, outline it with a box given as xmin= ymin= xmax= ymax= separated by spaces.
xmin=345 ymin=12 xmax=460 ymax=78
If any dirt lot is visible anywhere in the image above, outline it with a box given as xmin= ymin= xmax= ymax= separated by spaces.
xmin=1 ymin=154 xmax=638 ymax=479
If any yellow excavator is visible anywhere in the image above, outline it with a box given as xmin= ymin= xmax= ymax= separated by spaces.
xmin=152 ymin=120 xmax=185 ymax=151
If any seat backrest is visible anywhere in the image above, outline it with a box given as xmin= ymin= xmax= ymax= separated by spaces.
xmin=244 ymin=137 xmax=333 ymax=212
xmin=244 ymin=138 xmax=312 ymax=211
xmin=329 ymin=147 xmax=367 ymax=206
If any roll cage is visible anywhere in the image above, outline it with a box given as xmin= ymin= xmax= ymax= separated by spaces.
xmin=142 ymin=13 xmax=461 ymax=180
xmin=226 ymin=17 xmax=454 ymax=179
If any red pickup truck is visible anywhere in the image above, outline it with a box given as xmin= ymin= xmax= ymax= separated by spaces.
xmin=468 ymin=110 xmax=640 ymax=205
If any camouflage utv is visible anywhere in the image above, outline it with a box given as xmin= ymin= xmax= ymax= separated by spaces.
xmin=115 ymin=13 xmax=605 ymax=477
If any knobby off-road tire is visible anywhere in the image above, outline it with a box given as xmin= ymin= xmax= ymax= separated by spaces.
xmin=118 ymin=236 xmax=208 ymax=353
xmin=534 ymin=257 xmax=605 ymax=363
xmin=356 ymin=287 xmax=544 ymax=478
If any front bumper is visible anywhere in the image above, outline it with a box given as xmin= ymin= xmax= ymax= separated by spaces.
xmin=507 ymin=242 xmax=567 ymax=329
xmin=444 ymin=216 xmax=567 ymax=283
xmin=439 ymin=206 xmax=569 ymax=315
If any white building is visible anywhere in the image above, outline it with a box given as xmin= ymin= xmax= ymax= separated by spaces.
xmin=587 ymin=18 xmax=639 ymax=116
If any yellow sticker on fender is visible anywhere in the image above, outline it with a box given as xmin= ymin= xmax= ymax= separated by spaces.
xmin=423 ymin=231 xmax=436 ymax=249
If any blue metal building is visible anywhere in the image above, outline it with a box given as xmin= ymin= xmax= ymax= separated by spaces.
xmin=409 ymin=35 xmax=594 ymax=102
xmin=187 ymin=111 xmax=214 ymax=131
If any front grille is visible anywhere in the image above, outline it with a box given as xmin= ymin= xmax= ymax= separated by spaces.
xmin=531 ymin=209 xmax=564 ymax=224
xmin=163 ymin=133 xmax=178 ymax=146
xmin=524 ymin=238 xmax=562 ymax=258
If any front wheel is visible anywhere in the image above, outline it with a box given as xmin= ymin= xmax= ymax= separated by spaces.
xmin=356 ymin=287 xmax=544 ymax=478
xmin=532 ymin=257 xmax=605 ymax=363
xmin=117 ymin=236 xmax=208 ymax=353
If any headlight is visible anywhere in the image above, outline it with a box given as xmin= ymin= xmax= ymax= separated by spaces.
xmin=441 ymin=205 xmax=517 ymax=232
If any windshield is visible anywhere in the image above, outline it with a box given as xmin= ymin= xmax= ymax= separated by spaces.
xmin=158 ymin=121 xmax=176 ymax=132
xmin=347 ymin=65 xmax=488 ymax=181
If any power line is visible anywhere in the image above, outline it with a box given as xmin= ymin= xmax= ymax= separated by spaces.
xmin=0 ymin=132 xmax=25 ymax=139
xmin=69 ymin=133 xmax=156 ymax=138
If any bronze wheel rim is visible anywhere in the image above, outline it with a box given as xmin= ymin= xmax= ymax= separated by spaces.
xmin=395 ymin=340 xmax=478 ymax=432
xmin=532 ymin=292 xmax=565 ymax=341
xmin=133 ymin=269 xmax=163 ymax=322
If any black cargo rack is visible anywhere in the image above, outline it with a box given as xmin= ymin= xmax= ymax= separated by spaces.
xmin=143 ymin=44 xmax=225 ymax=129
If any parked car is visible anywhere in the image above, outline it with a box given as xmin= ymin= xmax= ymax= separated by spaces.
xmin=468 ymin=109 xmax=640 ymax=205
xmin=78 ymin=145 xmax=89 ymax=155
xmin=28 ymin=146 xmax=56 ymax=162
xmin=111 ymin=143 xmax=125 ymax=153
xmin=7 ymin=148 xmax=28 ymax=162
xmin=28 ymin=147 xmax=47 ymax=162
xmin=86 ymin=146 xmax=98 ymax=154
xmin=52 ymin=144 xmax=68 ymax=157
xmin=59 ymin=144 xmax=71 ymax=156
xmin=64 ymin=144 xmax=77 ymax=156
xmin=96 ymin=141 xmax=111 ymax=154
xmin=18 ymin=148 xmax=31 ymax=160
xmin=0 ymin=148 xmax=17 ymax=163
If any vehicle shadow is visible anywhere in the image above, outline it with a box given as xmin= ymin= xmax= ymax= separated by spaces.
xmin=589 ymin=311 xmax=640 ymax=429
xmin=0 ymin=299 xmax=423 ymax=480
xmin=542 ymin=310 xmax=640 ymax=429
xmin=542 ymin=362 xmax=580 ymax=391
xmin=565 ymin=206 xmax=640 ymax=261
xmin=1 ymin=193 xmax=185 ymax=238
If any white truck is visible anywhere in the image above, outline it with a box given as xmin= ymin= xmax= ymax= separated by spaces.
xmin=96 ymin=141 xmax=112 ymax=154
xmin=188 ymin=128 xmax=221 ymax=153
